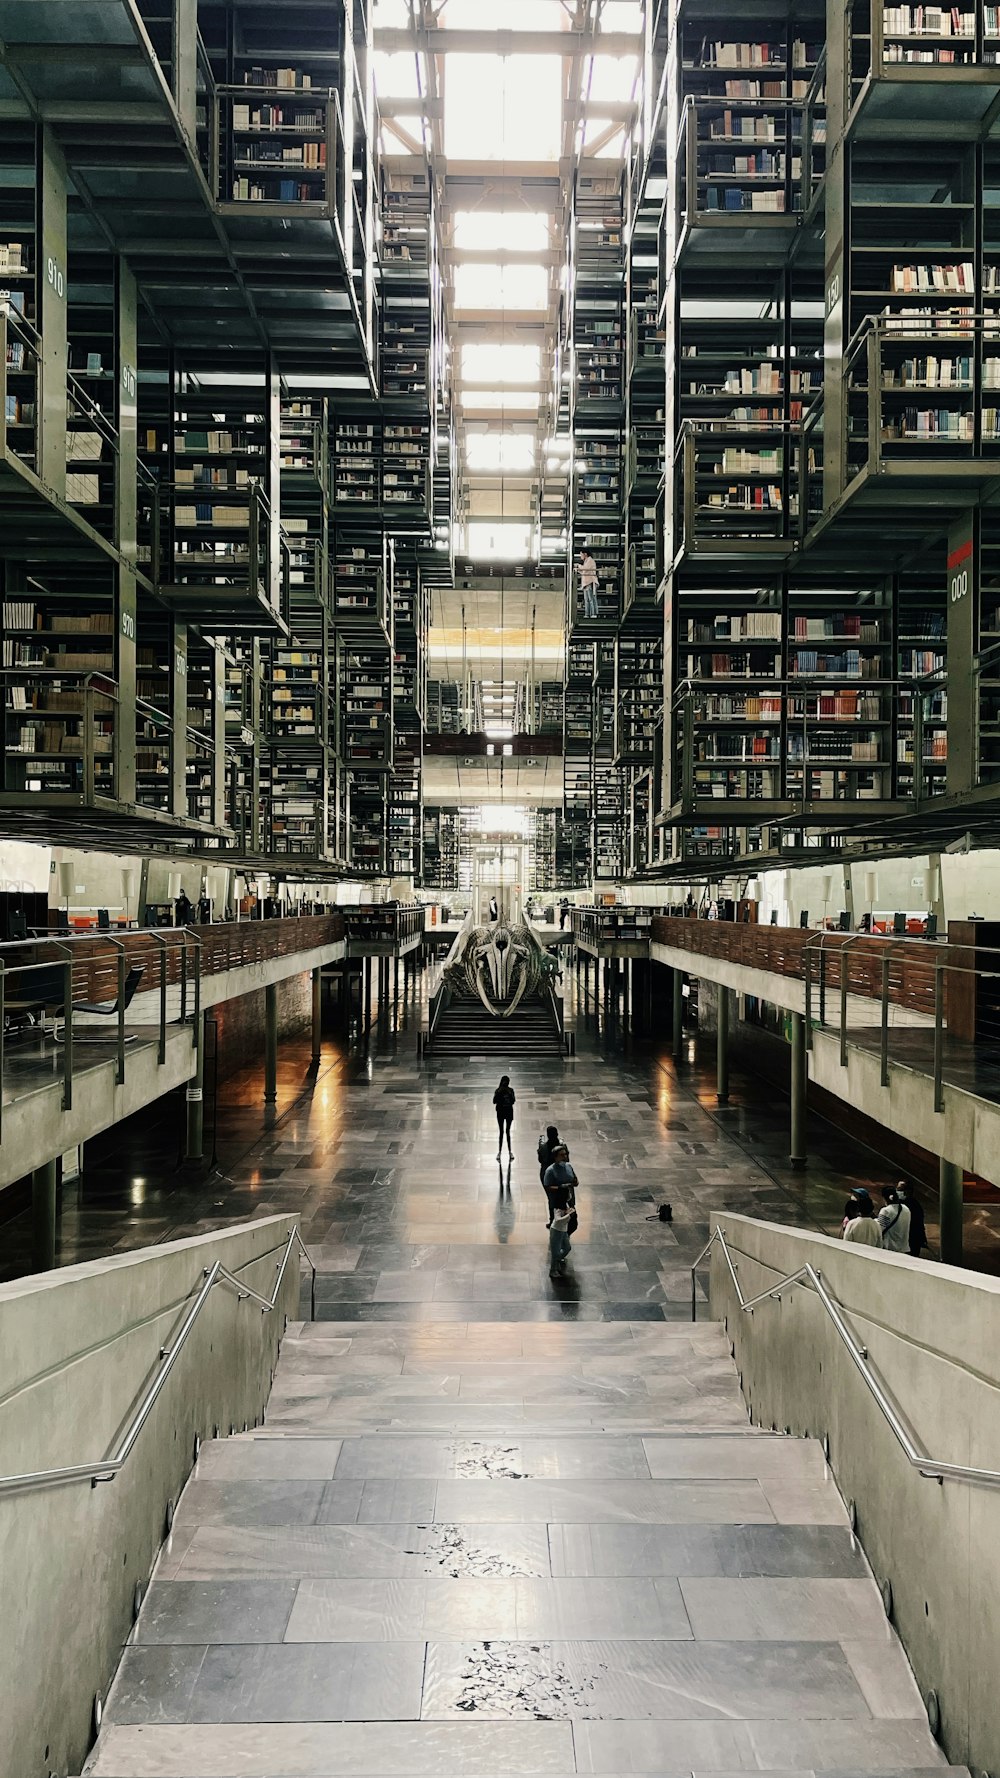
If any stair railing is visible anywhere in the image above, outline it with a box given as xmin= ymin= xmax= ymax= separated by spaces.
xmin=691 ymin=1223 xmax=1000 ymax=1490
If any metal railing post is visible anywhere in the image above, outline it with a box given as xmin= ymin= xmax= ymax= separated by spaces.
xmin=880 ymin=953 xmax=890 ymax=1087
xmin=839 ymin=947 xmax=848 ymax=1066
xmin=62 ymin=958 xmax=74 ymax=1111
xmin=0 ymin=961 xmax=4 ymax=1142
xmin=933 ymin=963 xmax=945 ymax=1112
xmin=180 ymin=940 xmax=188 ymax=1023
xmin=110 ymin=938 xmax=127 ymax=1085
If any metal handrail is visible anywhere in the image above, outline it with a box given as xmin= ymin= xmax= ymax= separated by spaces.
xmin=691 ymin=1224 xmax=1000 ymax=1489
xmin=0 ymin=1224 xmax=316 ymax=1499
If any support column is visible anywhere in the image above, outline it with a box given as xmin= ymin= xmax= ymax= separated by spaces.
xmin=363 ymin=959 xmax=372 ymax=1042
xmin=939 ymin=1159 xmax=964 ymax=1265
xmin=393 ymin=956 xmax=400 ymax=1032
xmin=311 ymin=966 xmax=322 ymax=1065
xmin=716 ymin=986 xmax=730 ymax=1105
xmin=671 ymin=967 xmax=684 ymax=1063
xmin=31 ymin=1158 xmax=57 ymax=1272
xmin=264 ymin=982 xmax=278 ymax=1106
xmin=790 ymin=1010 xmax=806 ymax=1169
xmin=185 ymin=1010 xmax=206 ymax=1162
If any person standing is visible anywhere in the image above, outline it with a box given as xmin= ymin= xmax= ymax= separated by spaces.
xmin=559 ymin=896 xmax=570 ymax=930
xmin=488 ymin=895 xmax=499 ymax=923
xmin=877 ymin=1184 xmax=911 ymax=1255
xmin=578 ymin=547 xmax=600 ymax=619
xmin=896 ymin=1180 xmax=927 ymax=1256
xmin=537 ymin=1124 xmax=562 ymax=1224
xmin=493 ymin=1074 xmax=515 ymax=1161
xmin=842 ymin=1197 xmax=883 ymax=1247
xmin=543 ymin=1144 xmax=578 ymax=1278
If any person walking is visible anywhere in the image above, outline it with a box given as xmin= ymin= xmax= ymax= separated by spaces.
xmin=897 ymin=1179 xmax=928 ymax=1256
xmin=877 ymin=1184 xmax=911 ymax=1254
xmin=493 ymin=1074 xmax=515 ymax=1161
xmin=537 ymin=1124 xmax=562 ymax=1225
xmin=578 ymin=547 xmax=600 ymax=619
xmin=543 ymin=1144 xmax=578 ymax=1277
xmin=842 ymin=1196 xmax=882 ymax=1246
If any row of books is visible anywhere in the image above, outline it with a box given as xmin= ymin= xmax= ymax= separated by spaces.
xmin=881 ymin=5 xmax=974 ymax=34
xmin=789 ymin=649 xmax=882 ymax=676
xmin=686 ymin=613 xmax=782 ymax=641
xmin=232 ymin=177 xmax=319 ymax=201
xmin=791 ymin=615 xmax=883 ymax=639
xmin=231 ymin=104 xmax=324 ymax=130
xmin=703 ymin=187 xmax=788 ymax=211
xmin=694 ymin=693 xmax=782 ymax=719
xmin=882 ymin=4 xmax=967 ymax=32
xmin=236 ymin=143 xmax=326 ymax=168
xmin=883 ymin=409 xmax=976 ymax=437
xmin=241 ymin=67 xmax=313 ymax=89
xmin=0 ymin=243 xmax=29 ymax=274
xmin=890 ymin=264 xmax=975 ymax=294
xmin=702 ymin=40 xmax=819 ymax=67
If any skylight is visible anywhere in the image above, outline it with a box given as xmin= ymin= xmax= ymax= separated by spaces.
xmin=372 ymin=50 xmax=422 ymax=99
xmin=583 ymin=55 xmax=640 ymax=103
xmin=459 ymin=389 xmax=540 ymax=411
xmin=444 ymin=55 xmax=562 ymax=161
xmin=465 ymin=521 xmax=533 ymax=560
xmin=461 ymin=343 xmax=541 ymax=384
xmin=465 ymin=434 xmax=537 ymax=473
xmin=442 ymin=0 xmax=567 ymax=29
xmin=453 ymin=211 xmax=550 ymax=254
xmin=454 ymin=263 xmax=548 ymax=310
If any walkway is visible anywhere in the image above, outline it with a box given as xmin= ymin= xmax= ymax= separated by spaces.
xmin=83 ymin=1045 xmax=957 ymax=1776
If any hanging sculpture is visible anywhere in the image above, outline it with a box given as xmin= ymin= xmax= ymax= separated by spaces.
xmin=443 ymin=917 xmax=550 ymax=1018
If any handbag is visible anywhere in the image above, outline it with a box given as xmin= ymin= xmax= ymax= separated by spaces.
xmin=567 ymin=1210 xmax=579 ymax=1236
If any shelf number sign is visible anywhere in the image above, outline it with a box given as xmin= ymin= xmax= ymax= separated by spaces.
xmin=121 ymin=609 xmax=135 ymax=642
xmin=45 ymin=255 xmax=65 ymax=300
xmin=121 ymin=362 xmax=136 ymax=403
xmin=948 ymin=534 xmax=972 ymax=604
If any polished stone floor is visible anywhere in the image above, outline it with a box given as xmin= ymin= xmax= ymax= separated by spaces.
xmin=80 ymin=1003 xmax=961 ymax=1776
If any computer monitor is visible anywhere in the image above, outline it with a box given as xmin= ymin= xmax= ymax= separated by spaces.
xmin=893 ymin=911 xmax=906 ymax=936
xmin=799 ymin=909 xmax=810 ymax=928
xmin=770 ymin=909 xmax=778 ymax=925
xmin=925 ymin=913 xmax=938 ymax=939
xmin=838 ymin=910 xmax=851 ymax=931
xmin=97 ymin=908 xmax=111 ymax=931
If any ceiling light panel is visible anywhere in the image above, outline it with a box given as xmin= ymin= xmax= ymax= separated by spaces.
xmin=444 ymin=55 xmax=562 ymax=161
xmin=461 ymin=343 xmax=541 ymax=384
xmin=465 ymin=434 xmax=537 ymax=472
xmin=453 ymin=211 xmax=550 ymax=253
xmin=454 ymin=263 xmax=548 ymax=310
xmin=459 ymin=389 xmax=540 ymax=411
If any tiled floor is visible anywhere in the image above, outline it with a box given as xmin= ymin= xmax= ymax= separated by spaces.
xmin=82 ymin=1012 xmax=959 ymax=1777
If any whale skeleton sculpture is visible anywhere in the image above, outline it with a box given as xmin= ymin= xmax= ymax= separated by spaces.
xmin=444 ymin=916 xmax=553 ymax=1018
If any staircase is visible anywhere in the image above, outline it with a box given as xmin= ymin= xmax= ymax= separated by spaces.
xmin=428 ymin=988 xmax=565 ymax=1057
xmin=84 ymin=1317 xmax=969 ymax=1778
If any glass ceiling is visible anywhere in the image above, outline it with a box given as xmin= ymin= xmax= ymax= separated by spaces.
xmin=373 ymin=0 xmax=642 ymax=565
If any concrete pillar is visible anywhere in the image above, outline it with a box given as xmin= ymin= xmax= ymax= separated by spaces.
xmin=717 ymin=986 xmax=730 ymax=1105
xmin=790 ymin=1011 xmax=806 ymax=1169
xmin=264 ymin=983 xmax=278 ymax=1105
xmin=185 ymin=1010 xmax=206 ymax=1162
xmin=363 ymin=959 xmax=372 ymax=1041
xmin=672 ymin=967 xmax=684 ymax=1063
xmin=311 ymin=967 xmax=322 ymax=1064
xmin=939 ymin=1159 xmax=964 ymax=1265
xmin=31 ymin=1158 xmax=57 ymax=1272
xmin=393 ymin=956 xmax=400 ymax=1032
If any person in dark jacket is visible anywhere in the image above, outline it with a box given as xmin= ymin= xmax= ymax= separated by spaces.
xmin=537 ymin=1124 xmax=561 ymax=1224
xmin=493 ymin=1075 xmax=515 ymax=1160
xmin=543 ymin=1145 xmax=578 ymax=1277
xmin=897 ymin=1179 xmax=928 ymax=1256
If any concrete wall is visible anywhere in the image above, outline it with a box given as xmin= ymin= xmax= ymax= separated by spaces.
xmin=709 ymin=1213 xmax=1000 ymax=1776
xmin=0 ymin=1214 xmax=300 ymax=1778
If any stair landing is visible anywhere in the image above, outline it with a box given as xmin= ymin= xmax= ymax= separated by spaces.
xmin=85 ymin=1319 xmax=958 ymax=1777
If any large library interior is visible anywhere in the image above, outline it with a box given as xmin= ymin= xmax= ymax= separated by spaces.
xmin=2 ymin=4 xmax=1000 ymax=1777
